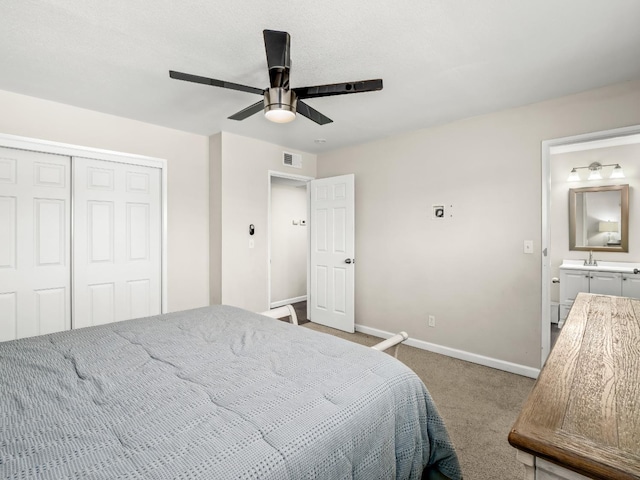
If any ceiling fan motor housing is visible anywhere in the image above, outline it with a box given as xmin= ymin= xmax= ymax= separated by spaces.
xmin=264 ymin=87 xmax=297 ymax=114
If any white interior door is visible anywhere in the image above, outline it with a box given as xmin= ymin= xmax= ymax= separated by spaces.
xmin=0 ymin=147 xmax=71 ymax=341
xmin=309 ymin=174 xmax=355 ymax=332
xmin=73 ymin=157 xmax=161 ymax=328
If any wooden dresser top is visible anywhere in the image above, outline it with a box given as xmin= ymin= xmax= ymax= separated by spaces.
xmin=509 ymin=293 xmax=640 ymax=480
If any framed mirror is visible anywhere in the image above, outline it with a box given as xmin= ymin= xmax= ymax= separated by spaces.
xmin=569 ymin=184 xmax=629 ymax=252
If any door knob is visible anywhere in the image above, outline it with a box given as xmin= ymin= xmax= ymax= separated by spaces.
xmin=345 ymin=258 xmax=353 ymax=264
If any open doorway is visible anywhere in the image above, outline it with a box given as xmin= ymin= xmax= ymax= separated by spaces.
xmin=541 ymin=125 xmax=640 ymax=366
xmin=267 ymin=171 xmax=313 ymax=321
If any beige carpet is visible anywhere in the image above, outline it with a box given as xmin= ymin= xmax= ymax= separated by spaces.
xmin=302 ymin=322 xmax=535 ymax=480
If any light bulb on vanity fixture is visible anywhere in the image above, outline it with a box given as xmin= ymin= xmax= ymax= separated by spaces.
xmin=567 ymin=161 xmax=625 ymax=182
xmin=587 ymin=164 xmax=603 ymax=180
xmin=567 ymin=168 xmax=581 ymax=182
xmin=610 ymin=164 xmax=625 ymax=179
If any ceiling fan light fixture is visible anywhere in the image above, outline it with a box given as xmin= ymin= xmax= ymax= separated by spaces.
xmin=265 ymin=108 xmax=296 ymax=123
xmin=264 ymin=87 xmax=297 ymax=123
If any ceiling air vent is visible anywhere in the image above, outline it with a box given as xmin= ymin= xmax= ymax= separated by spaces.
xmin=283 ymin=152 xmax=302 ymax=169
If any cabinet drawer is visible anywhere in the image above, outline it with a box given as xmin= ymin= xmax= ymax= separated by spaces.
xmin=589 ymin=272 xmax=622 ymax=296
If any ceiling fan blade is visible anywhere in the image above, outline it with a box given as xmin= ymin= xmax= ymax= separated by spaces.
xmin=263 ymin=30 xmax=291 ymax=88
xmin=297 ymin=101 xmax=333 ymax=125
xmin=294 ymin=79 xmax=383 ymax=99
xmin=228 ymin=100 xmax=264 ymax=121
xmin=263 ymin=30 xmax=291 ymax=70
xmin=169 ymin=70 xmax=264 ymax=96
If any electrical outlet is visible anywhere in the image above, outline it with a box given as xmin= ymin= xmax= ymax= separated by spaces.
xmin=428 ymin=315 xmax=436 ymax=327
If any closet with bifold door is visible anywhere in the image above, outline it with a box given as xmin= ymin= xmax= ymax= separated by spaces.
xmin=0 ymin=142 xmax=164 ymax=342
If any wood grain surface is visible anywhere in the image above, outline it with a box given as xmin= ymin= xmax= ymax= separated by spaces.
xmin=509 ymin=293 xmax=640 ymax=480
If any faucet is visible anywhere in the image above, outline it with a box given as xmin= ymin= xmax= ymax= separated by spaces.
xmin=584 ymin=251 xmax=597 ymax=267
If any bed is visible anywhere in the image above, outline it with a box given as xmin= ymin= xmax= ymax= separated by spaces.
xmin=0 ymin=305 xmax=461 ymax=479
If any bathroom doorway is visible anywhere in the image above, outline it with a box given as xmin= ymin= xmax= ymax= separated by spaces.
xmin=541 ymin=125 xmax=640 ymax=364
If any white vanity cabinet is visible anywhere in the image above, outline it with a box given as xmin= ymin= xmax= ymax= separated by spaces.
xmin=622 ymin=273 xmax=640 ymax=299
xmin=589 ymin=271 xmax=622 ymax=296
xmin=558 ymin=260 xmax=640 ymax=324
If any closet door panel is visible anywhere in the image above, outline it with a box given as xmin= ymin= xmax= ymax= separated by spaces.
xmin=35 ymin=287 xmax=67 ymax=335
xmin=74 ymin=158 xmax=161 ymax=328
xmin=0 ymin=195 xmax=17 ymax=268
xmin=0 ymin=292 xmax=17 ymax=342
xmin=0 ymin=146 xmax=71 ymax=341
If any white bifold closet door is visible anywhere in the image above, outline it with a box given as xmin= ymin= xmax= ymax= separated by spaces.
xmin=73 ymin=157 xmax=161 ymax=328
xmin=0 ymin=147 xmax=71 ymax=341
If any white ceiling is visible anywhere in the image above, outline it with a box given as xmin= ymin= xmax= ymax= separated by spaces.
xmin=1 ymin=1 xmax=639 ymax=153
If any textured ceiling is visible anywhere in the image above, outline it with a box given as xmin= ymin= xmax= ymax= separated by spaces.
xmin=1 ymin=1 xmax=639 ymax=153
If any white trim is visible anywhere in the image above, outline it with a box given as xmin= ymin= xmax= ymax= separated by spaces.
xmin=355 ymin=324 xmax=541 ymax=379
xmin=549 ymin=132 xmax=640 ymax=154
xmin=266 ymin=170 xmax=314 ymax=311
xmin=0 ymin=132 xmax=169 ymax=314
xmin=540 ymin=124 xmax=640 ymax=367
xmin=306 ymin=184 xmax=311 ymax=322
xmin=161 ymin=163 xmax=168 ymax=313
xmin=0 ymin=133 xmax=165 ymax=169
xmin=270 ymin=295 xmax=307 ymax=309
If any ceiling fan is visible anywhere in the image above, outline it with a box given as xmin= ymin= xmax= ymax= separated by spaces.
xmin=169 ymin=29 xmax=383 ymax=125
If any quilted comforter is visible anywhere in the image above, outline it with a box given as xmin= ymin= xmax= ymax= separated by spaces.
xmin=0 ymin=305 xmax=461 ymax=479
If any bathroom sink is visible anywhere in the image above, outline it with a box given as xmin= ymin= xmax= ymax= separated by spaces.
xmin=560 ymin=259 xmax=640 ymax=273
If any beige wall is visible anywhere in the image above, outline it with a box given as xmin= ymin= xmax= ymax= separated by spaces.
xmin=550 ymin=143 xmax=640 ymax=302
xmin=209 ymin=133 xmax=222 ymax=305
xmin=317 ymin=79 xmax=640 ymax=369
xmin=270 ymin=182 xmax=308 ymax=304
xmin=216 ymin=132 xmax=316 ymax=312
xmin=0 ymin=89 xmax=210 ymax=312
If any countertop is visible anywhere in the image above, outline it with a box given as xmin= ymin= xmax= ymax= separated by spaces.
xmin=559 ymin=259 xmax=640 ymax=274
xmin=509 ymin=293 xmax=640 ymax=479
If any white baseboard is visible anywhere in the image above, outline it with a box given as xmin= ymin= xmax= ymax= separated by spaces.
xmin=270 ymin=295 xmax=307 ymax=309
xmin=355 ymin=324 xmax=540 ymax=379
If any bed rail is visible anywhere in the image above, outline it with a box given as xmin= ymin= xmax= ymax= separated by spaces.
xmin=371 ymin=331 xmax=409 ymax=358
xmin=259 ymin=305 xmax=298 ymax=325
xmin=259 ymin=307 xmax=407 ymax=358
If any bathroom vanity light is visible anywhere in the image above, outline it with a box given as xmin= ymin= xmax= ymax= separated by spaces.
xmin=567 ymin=162 xmax=625 ymax=182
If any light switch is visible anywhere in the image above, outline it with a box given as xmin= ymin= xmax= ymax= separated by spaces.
xmin=249 ymin=238 xmax=255 ymax=249
xmin=524 ymin=240 xmax=533 ymax=254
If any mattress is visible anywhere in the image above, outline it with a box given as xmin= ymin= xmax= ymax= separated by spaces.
xmin=0 ymin=305 xmax=461 ymax=479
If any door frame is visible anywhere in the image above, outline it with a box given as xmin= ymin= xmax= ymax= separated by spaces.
xmin=267 ymin=170 xmax=314 ymax=314
xmin=541 ymin=124 xmax=640 ymax=366
xmin=0 ymin=132 xmax=168 ymax=316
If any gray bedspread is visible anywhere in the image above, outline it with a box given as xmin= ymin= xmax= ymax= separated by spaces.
xmin=1 ymin=305 xmax=461 ymax=480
